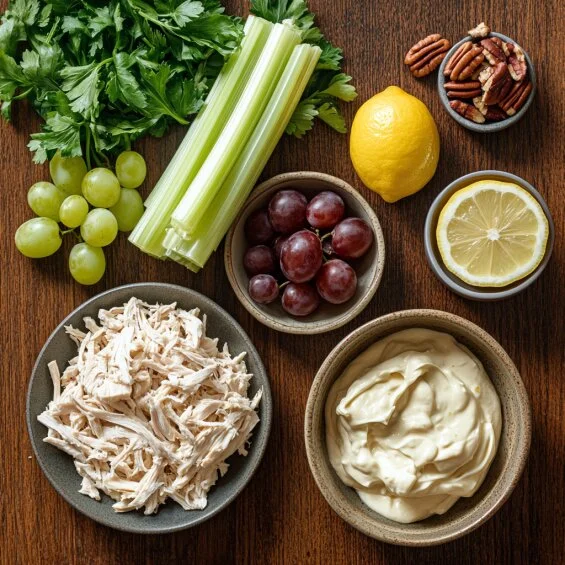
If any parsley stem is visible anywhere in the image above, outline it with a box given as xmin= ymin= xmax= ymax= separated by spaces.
xmin=85 ymin=128 xmax=92 ymax=171
xmin=13 ymin=88 xmax=33 ymax=101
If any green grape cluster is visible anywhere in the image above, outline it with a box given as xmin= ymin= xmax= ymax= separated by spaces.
xmin=15 ymin=150 xmax=147 ymax=285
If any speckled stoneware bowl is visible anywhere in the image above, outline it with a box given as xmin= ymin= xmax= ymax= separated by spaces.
xmin=225 ymin=172 xmax=385 ymax=335
xmin=424 ymin=170 xmax=554 ymax=301
xmin=438 ymin=32 xmax=536 ymax=132
xmin=304 ymin=309 xmax=531 ymax=546
xmin=26 ymin=283 xmax=272 ymax=534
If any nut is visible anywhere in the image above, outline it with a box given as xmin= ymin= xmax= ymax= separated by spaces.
xmin=482 ymin=62 xmax=511 ymax=105
xmin=478 ymin=65 xmax=494 ymax=85
xmin=507 ymin=44 xmax=527 ymax=81
xmin=450 ymin=100 xmax=486 ymax=123
xmin=444 ymin=41 xmax=473 ymax=76
xmin=485 ymin=106 xmax=507 ymax=121
xmin=499 ymin=80 xmax=533 ymax=115
xmin=449 ymin=45 xmax=485 ymax=80
xmin=444 ymin=80 xmax=482 ymax=98
xmin=473 ymin=96 xmax=488 ymax=115
xmin=404 ymin=34 xmax=451 ymax=77
xmin=480 ymin=38 xmax=506 ymax=65
xmin=468 ymin=22 xmax=491 ymax=38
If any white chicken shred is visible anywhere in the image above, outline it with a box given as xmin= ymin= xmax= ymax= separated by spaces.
xmin=38 ymin=297 xmax=262 ymax=515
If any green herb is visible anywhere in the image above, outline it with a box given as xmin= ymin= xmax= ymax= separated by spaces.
xmin=0 ymin=0 xmax=242 ymax=164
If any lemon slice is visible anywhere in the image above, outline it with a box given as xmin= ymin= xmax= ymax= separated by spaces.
xmin=436 ymin=180 xmax=548 ymax=287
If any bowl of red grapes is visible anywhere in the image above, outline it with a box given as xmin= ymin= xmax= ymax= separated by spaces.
xmin=225 ymin=172 xmax=385 ymax=334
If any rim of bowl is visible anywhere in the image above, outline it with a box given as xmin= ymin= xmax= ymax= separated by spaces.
xmin=224 ymin=172 xmax=386 ymax=335
xmin=424 ymin=170 xmax=554 ymax=301
xmin=304 ymin=309 xmax=532 ymax=546
xmin=26 ymin=282 xmax=272 ymax=534
xmin=437 ymin=32 xmax=537 ymax=132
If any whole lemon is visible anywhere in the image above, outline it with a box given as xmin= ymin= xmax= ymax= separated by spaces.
xmin=350 ymin=86 xmax=440 ymax=203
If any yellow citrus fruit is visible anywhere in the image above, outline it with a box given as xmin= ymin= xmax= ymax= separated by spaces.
xmin=349 ymin=86 xmax=440 ymax=203
xmin=436 ymin=180 xmax=549 ymax=287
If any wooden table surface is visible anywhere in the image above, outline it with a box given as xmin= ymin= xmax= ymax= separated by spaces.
xmin=1 ymin=0 xmax=563 ymax=563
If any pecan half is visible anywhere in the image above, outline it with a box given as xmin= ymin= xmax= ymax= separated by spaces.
xmin=482 ymin=62 xmax=511 ymax=105
xmin=444 ymin=80 xmax=482 ymax=98
xmin=485 ymin=106 xmax=507 ymax=121
xmin=449 ymin=45 xmax=485 ymax=80
xmin=480 ymin=38 xmax=506 ymax=65
xmin=450 ymin=100 xmax=486 ymax=123
xmin=444 ymin=41 xmax=473 ymax=76
xmin=473 ymin=97 xmax=488 ymax=116
xmin=478 ymin=65 xmax=494 ymax=85
xmin=404 ymin=34 xmax=451 ymax=77
xmin=499 ymin=80 xmax=533 ymax=115
xmin=468 ymin=22 xmax=491 ymax=39
xmin=507 ymin=44 xmax=527 ymax=81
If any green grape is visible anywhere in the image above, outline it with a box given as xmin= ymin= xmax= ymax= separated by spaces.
xmin=49 ymin=151 xmax=87 ymax=195
xmin=80 ymin=209 xmax=118 ymax=247
xmin=59 ymin=195 xmax=89 ymax=228
xmin=27 ymin=181 xmax=67 ymax=221
xmin=109 ymin=188 xmax=145 ymax=232
xmin=15 ymin=217 xmax=62 ymax=258
xmin=82 ymin=168 xmax=121 ymax=208
xmin=115 ymin=151 xmax=147 ymax=189
xmin=69 ymin=243 xmax=106 ymax=285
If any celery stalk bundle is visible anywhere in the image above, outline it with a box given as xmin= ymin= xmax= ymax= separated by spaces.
xmin=129 ymin=16 xmax=322 ymax=272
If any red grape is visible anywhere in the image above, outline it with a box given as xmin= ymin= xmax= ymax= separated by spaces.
xmin=249 ymin=274 xmax=279 ymax=304
xmin=280 ymin=230 xmax=322 ymax=283
xmin=268 ymin=190 xmax=307 ymax=234
xmin=281 ymin=283 xmax=320 ymax=316
xmin=273 ymin=235 xmax=289 ymax=259
xmin=245 ymin=208 xmax=274 ymax=245
xmin=244 ymin=245 xmax=275 ymax=276
xmin=306 ymin=191 xmax=345 ymax=229
xmin=332 ymin=218 xmax=373 ymax=259
xmin=316 ymin=259 xmax=357 ymax=304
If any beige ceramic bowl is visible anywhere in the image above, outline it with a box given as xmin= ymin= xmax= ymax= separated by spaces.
xmin=304 ymin=310 xmax=531 ymax=546
xmin=225 ymin=172 xmax=385 ymax=334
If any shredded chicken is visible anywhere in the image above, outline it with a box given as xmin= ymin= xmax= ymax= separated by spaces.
xmin=38 ymin=297 xmax=262 ymax=515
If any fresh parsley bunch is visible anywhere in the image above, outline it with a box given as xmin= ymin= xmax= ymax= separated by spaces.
xmin=0 ymin=0 xmax=355 ymax=165
xmin=0 ymin=0 xmax=242 ymax=165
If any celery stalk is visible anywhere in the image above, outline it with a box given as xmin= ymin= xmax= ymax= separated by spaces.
xmin=166 ymin=44 xmax=321 ymax=267
xmin=128 ymin=16 xmax=273 ymax=257
xmin=170 ymin=23 xmax=302 ymax=237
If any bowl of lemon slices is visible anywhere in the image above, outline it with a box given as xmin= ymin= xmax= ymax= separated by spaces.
xmin=424 ymin=170 xmax=554 ymax=300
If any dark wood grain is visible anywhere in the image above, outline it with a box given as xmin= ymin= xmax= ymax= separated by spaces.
xmin=1 ymin=1 xmax=563 ymax=563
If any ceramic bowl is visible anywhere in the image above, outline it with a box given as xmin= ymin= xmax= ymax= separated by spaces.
xmin=26 ymin=283 xmax=272 ymax=534
xmin=424 ymin=170 xmax=554 ymax=301
xmin=304 ymin=309 xmax=531 ymax=546
xmin=437 ymin=32 xmax=536 ymax=132
xmin=224 ymin=172 xmax=385 ymax=335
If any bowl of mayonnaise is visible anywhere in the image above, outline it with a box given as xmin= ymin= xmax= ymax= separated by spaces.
xmin=304 ymin=309 xmax=531 ymax=546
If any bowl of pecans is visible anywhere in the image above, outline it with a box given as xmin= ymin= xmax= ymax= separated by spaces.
xmin=436 ymin=26 xmax=536 ymax=132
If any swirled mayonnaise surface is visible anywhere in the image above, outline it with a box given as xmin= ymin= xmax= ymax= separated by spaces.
xmin=326 ymin=328 xmax=502 ymax=524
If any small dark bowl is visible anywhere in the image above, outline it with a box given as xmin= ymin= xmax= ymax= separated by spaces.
xmin=438 ymin=32 xmax=536 ymax=132
xmin=424 ymin=170 xmax=554 ymax=301
xmin=26 ymin=283 xmax=272 ymax=534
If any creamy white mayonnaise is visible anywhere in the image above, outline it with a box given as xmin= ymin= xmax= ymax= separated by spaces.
xmin=326 ymin=328 xmax=502 ymax=523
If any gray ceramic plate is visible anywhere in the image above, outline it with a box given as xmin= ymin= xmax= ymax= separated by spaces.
xmin=26 ymin=283 xmax=272 ymax=534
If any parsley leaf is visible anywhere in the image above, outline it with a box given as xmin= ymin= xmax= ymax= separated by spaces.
xmin=28 ymin=113 xmax=83 ymax=163
xmin=107 ymin=52 xmax=147 ymax=110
